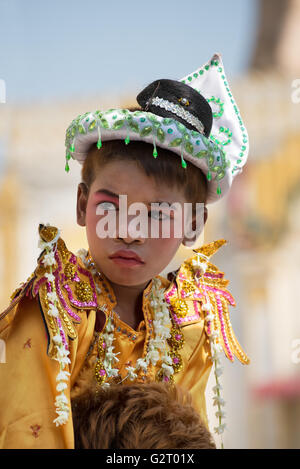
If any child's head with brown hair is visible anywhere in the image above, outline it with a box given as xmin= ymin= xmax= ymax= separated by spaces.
xmin=81 ymin=139 xmax=208 ymax=206
xmin=76 ymin=132 xmax=208 ymax=289
xmin=71 ymin=382 xmax=216 ymax=449
xmin=74 ymin=77 xmax=213 ymax=292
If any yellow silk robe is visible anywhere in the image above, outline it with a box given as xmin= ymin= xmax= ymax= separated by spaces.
xmin=0 ymin=225 xmax=249 ymax=449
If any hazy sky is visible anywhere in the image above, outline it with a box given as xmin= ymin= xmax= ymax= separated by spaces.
xmin=0 ymin=0 xmax=258 ymax=104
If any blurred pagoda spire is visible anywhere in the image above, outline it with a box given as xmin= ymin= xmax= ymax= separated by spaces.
xmin=250 ymin=0 xmax=300 ymax=75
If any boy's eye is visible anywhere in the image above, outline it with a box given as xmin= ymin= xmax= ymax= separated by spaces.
xmin=149 ymin=210 xmax=170 ymax=221
xmin=97 ymin=201 xmax=117 ymax=211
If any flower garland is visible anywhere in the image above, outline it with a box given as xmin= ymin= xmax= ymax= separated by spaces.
xmin=94 ymin=277 xmax=178 ymax=386
xmin=38 ymin=225 xmax=71 ymax=427
xmin=192 ymin=252 xmax=226 ymax=448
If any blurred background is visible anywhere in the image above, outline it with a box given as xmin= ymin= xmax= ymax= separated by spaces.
xmin=1 ymin=0 xmax=300 ymax=449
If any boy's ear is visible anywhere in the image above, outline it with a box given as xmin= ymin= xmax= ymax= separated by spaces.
xmin=77 ymin=183 xmax=89 ymax=227
xmin=182 ymin=205 xmax=208 ymax=247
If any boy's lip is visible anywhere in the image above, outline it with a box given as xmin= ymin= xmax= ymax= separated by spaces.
xmin=108 ymin=249 xmax=145 ymax=265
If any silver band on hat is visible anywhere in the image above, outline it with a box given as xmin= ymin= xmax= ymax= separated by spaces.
xmin=147 ymin=96 xmax=205 ymax=134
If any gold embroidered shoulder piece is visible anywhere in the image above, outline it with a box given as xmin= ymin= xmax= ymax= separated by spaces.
xmin=1 ymin=224 xmax=99 ymax=358
xmin=165 ymin=239 xmax=250 ymax=365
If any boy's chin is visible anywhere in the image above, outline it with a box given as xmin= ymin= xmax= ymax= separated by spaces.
xmin=103 ymin=270 xmax=154 ymax=289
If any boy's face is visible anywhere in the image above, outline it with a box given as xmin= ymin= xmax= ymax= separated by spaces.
xmin=77 ymin=159 xmax=206 ymax=288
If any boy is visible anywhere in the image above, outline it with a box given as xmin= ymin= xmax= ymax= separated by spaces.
xmin=0 ymin=53 xmax=249 ymax=449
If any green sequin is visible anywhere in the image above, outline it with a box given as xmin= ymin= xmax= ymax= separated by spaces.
xmin=100 ymin=118 xmax=109 ymax=129
xmin=125 ymin=136 xmax=130 ymax=145
xmin=129 ymin=121 xmax=139 ymax=133
xmin=97 ymin=139 xmax=102 ymax=149
xmin=216 ymin=170 xmax=225 ymax=180
xmin=169 ymin=138 xmax=183 ymax=147
xmin=153 ymin=149 xmax=158 ymax=158
xmin=207 ymin=155 xmax=214 ymax=165
xmin=217 ymin=186 xmax=222 ymax=195
xmin=162 ymin=118 xmax=173 ymax=125
xmin=69 ymin=144 xmax=75 ymax=153
xmin=195 ymin=150 xmax=208 ymax=158
xmin=175 ymin=122 xmax=186 ymax=134
xmin=140 ymin=126 xmax=152 ymax=137
xmin=112 ymin=120 xmax=125 ymax=130
xmin=65 ymin=162 xmax=70 ymax=172
xmin=88 ymin=120 xmax=96 ymax=131
xmin=184 ymin=141 xmax=194 ymax=155
xmin=207 ymin=171 xmax=212 ymax=181
xmin=156 ymin=127 xmax=165 ymax=143
xmin=78 ymin=124 xmax=86 ymax=135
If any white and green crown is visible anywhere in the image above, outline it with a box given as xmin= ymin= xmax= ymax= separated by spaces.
xmin=65 ymin=53 xmax=249 ymax=204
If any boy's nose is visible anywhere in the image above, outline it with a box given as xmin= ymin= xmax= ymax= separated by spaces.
xmin=117 ymin=213 xmax=147 ymax=244
xmin=116 ymin=233 xmax=145 ymax=245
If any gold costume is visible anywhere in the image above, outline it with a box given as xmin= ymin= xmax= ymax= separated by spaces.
xmin=0 ymin=224 xmax=249 ymax=449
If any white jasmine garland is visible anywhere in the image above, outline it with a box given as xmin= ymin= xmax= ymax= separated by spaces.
xmin=125 ymin=366 xmax=138 ymax=381
xmin=213 ymin=395 xmax=226 ymax=407
xmin=214 ymin=423 xmax=227 ymax=435
xmin=42 ymin=252 xmax=56 ymax=267
xmin=161 ymin=363 xmax=174 ymax=377
xmin=215 ymin=366 xmax=223 ymax=378
xmin=76 ymin=248 xmax=99 ymax=276
xmin=98 ymin=277 xmax=175 ymax=386
xmin=45 ymin=272 xmax=56 ymax=282
xmin=201 ymin=272 xmax=226 ymax=449
xmin=105 ymin=367 xmax=119 ymax=378
xmin=52 ymin=334 xmax=63 ymax=345
xmin=47 ymin=291 xmax=58 ymax=303
xmin=53 ymin=340 xmax=71 ymax=426
xmin=147 ymin=348 xmax=160 ymax=365
xmin=56 ymin=370 xmax=71 ymax=381
xmin=100 ymin=316 xmax=120 ymax=381
xmin=56 ymin=381 xmax=68 ymax=392
xmin=136 ymin=358 xmax=148 ymax=372
xmin=38 ymin=228 xmax=71 ymax=427
xmin=48 ymin=304 xmax=59 ymax=317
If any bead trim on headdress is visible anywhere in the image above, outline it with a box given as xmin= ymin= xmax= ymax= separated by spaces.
xmin=65 ymin=108 xmax=228 ymax=197
xmin=146 ymin=96 xmax=205 ymax=134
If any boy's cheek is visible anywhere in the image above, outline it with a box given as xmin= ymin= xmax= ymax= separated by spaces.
xmin=149 ymin=236 xmax=182 ymax=257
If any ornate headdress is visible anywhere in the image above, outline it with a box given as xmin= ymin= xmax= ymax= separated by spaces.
xmin=65 ymin=53 xmax=249 ymax=204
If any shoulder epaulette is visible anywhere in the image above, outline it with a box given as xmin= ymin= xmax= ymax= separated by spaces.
xmin=1 ymin=224 xmax=100 ymax=358
xmin=165 ymin=240 xmax=250 ymax=365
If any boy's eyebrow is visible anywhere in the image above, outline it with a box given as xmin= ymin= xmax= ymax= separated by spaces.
xmin=94 ymin=189 xmax=179 ymax=207
xmin=94 ymin=189 xmax=119 ymax=198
